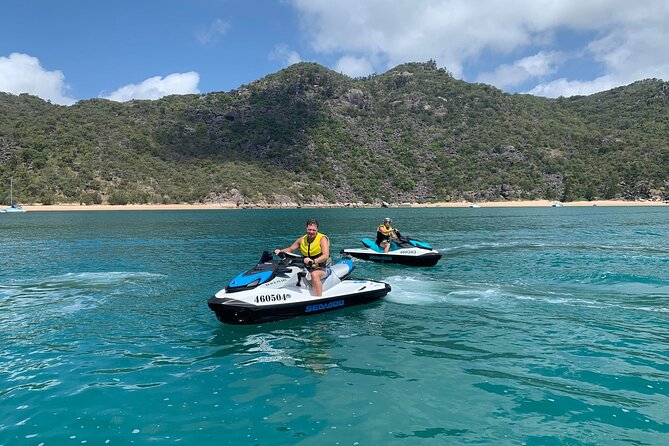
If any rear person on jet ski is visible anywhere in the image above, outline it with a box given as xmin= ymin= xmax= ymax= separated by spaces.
xmin=376 ymin=217 xmax=399 ymax=253
xmin=274 ymin=219 xmax=331 ymax=296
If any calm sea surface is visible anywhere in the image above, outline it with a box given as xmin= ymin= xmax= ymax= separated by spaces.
xmin=1 ymin=207 xmax=668 ymax=445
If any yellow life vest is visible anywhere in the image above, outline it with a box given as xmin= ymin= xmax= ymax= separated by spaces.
xmin=300 ymin=232 xmax=328 ymax=258
xmin=378 ymin=224 xmax=394 ymax=236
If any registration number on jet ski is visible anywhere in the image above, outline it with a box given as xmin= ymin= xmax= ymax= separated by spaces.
xmin=255 ymin=293 xmax=290 ymax=303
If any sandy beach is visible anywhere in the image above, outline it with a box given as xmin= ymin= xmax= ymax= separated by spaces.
xmin=17 ymin=199 xmax=668 ymax=211
xmin=419 ymin=199 xmax=669 ymax=208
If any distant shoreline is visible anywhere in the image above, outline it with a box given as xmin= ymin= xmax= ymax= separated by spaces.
xmin=19 ymin=199 xmax=669 ymax=211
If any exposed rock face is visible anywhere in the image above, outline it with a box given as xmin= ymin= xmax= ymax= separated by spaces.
xmin=343 ymin=88 xmax=367 ymax=108
xmin=204 ymin=189 xmax=243 ymax=206
xmin=0 ymin=137 xmax=17 ymax=164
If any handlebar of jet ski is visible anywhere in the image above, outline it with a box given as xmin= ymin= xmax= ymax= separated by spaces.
xmin=276 ymin=251 xmax=305 ymax=265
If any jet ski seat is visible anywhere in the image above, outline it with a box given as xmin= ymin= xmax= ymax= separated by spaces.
xmin=331 ymin=258 xmax=354 ymax=279
xmin=360 ymin=238 xmax=384 ymax=252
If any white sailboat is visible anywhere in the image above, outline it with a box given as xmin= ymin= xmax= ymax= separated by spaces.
xmin=1 ymin=178 xmax=26 ymax=213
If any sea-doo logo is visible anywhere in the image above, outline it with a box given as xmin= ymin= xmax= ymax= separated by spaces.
xmin=370 ymin=255 xmax=393 ymax=261
xmin=255 ymin=293 xmax=290 ymax=303
xmin=305 ymin=300 xmax=345 ymax=313
xmin=270 ymin=278 xmax=288 ymax=285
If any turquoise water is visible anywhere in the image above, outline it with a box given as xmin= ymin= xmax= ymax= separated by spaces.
xmin=1 ymin=207 xmax=668 ymax=445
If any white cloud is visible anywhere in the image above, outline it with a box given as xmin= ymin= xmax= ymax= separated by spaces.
xmin=288 ymin=0 xmax=669 ymax=97
xmin=196 ymin=18 xmax=230 ymax=45
xmin=529 ymin=25 xmax=669 ymax=97
xmin=269 ymin=44 xmax=302 ymax=66
xmin=334 ymin=56 xmax=375 ymax=78
xmin=477 ymin=51 xmax=564 ymax=89
xmin=587 ymin=26 xmax=669 ymax=84
xmin=101 ymin=72 xmax=200 ymax=102
xmin=0 ymin=52 xmax=75 ymax=105
xmin=528 ymin=76 xmax=618 ymax=98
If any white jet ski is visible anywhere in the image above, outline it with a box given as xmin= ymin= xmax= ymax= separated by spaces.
xmin=341 ymin=233 xmax=442 ymax=267
xmin=208 ymin=251 xmax=391 ymax=324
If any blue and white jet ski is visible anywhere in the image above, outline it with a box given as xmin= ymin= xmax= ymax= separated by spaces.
xmin=341 ymin=233 xmax=442 ymax=267
xmin=208 ymin=251 xmax=391 ymax=324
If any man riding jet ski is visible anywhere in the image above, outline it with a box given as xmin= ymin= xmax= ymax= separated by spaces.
xmin=207 ymin=251 xmax=391 ymax=324
xmin=274 ymin=218 xmax=331 ymax=296
xmin=340 ymin=218 xmax=442 ymax=267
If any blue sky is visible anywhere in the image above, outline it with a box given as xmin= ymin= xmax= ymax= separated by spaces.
xmin=1 ymin=0 xmax=668 ymax=105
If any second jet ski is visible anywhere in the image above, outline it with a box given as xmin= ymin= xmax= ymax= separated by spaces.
xmin=208 ymin=251 xmax=391 ymax=324
xmin=341 ymin=233 xmax=442 ymax=267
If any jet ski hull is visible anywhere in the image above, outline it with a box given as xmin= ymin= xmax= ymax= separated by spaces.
xmin=341 ymin=237 xmax=442 ymax=266
xmin=341 ymin=249 xmax=442 ymax=266
xmin=208 ymin=253 xmax=391 ymax=324
xmin=208 ymin=282 xmax=390 ymax=324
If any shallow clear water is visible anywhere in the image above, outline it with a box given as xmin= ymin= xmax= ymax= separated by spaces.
xmin=1 ymin=207 xmax=668 ymax=445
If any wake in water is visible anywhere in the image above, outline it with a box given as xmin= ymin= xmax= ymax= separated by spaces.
xmin=1 ymin=271 xmax=164 ymax=300
xmin=381 ymin=274 xmax=669 ymax=315
xmin=445 ymin=240 xmax=669 ymax=256
xmin=0 ymin=271 xmax=165 ymax=325
xmin=382 ymin=275 xmax=528 ymax=306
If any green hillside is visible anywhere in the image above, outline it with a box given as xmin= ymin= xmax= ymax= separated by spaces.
xmin=1 ymin=61 xmax=668 ymax=205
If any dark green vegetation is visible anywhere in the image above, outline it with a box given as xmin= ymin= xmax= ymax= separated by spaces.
xmin=1 ymin=61 xmax=668 ymax=205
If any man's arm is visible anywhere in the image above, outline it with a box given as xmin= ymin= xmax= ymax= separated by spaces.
xmin=318 ymin=236 xmax=330 ymax=261
xmin=275 ymin=237 xmax=301 ymax=255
